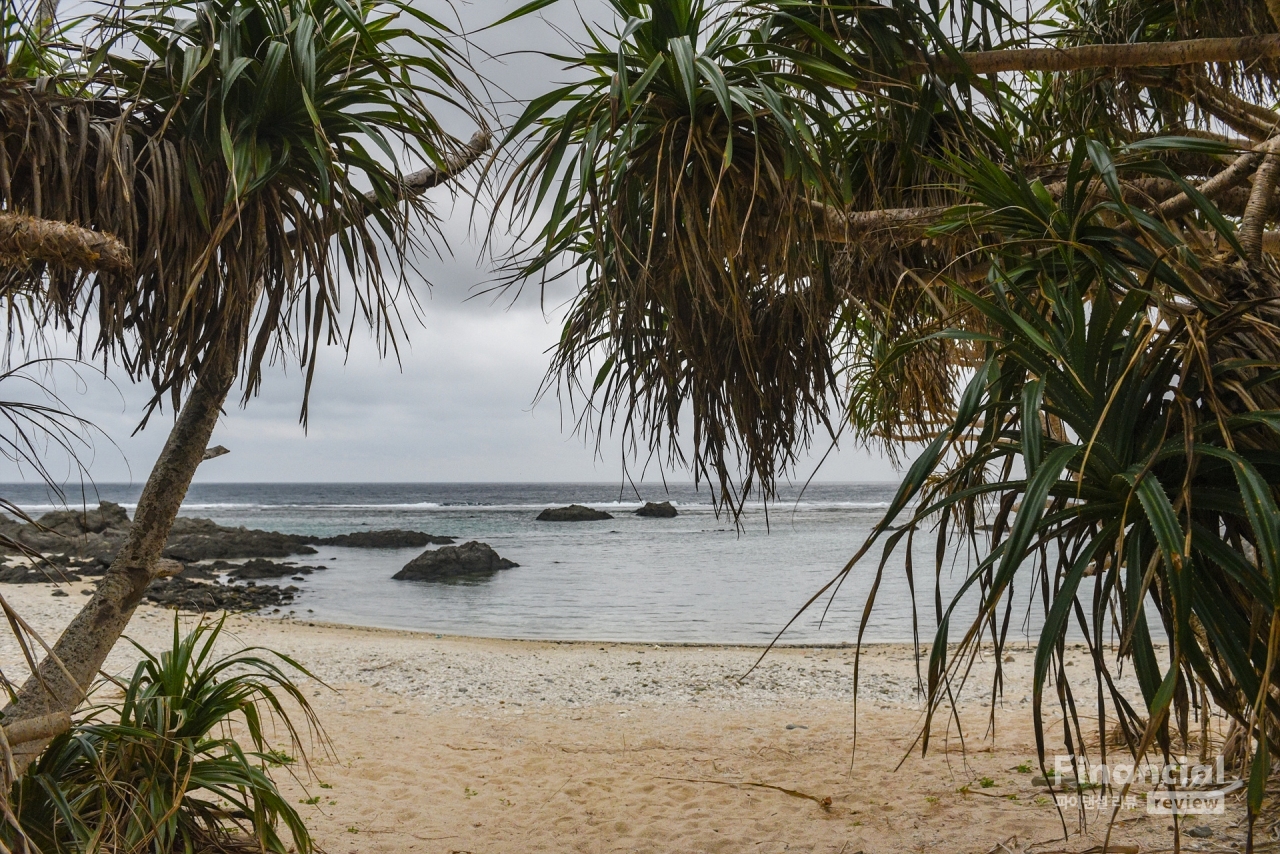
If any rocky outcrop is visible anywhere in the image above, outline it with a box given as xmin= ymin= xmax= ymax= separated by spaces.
xmin=535 ymin=504 xmax=613 ymax=522
xmin=311 ymin=530 xmax=454 ymax=548
xmin=393 ymin=541 xmax=518 ymax=581
xmin=635 ymin=501 xmax=678 ymax=518
xmin=162 ymin=517 xmax=317 ymax=561
xmin=35 ymin=501 xmax=130 ymax=535
xmin=0 ymin=501 xmax=133 ymax=565
xmin=0 ymin=502 xmax=322 ymax=565
xmin=219 ymin=559 xmax=325 ymax=581
xmin=143 ymin=577 xmax=299 ymax=612
xmin=0 ymin=503 xmax=455 ymax=568
xmin=0 ymin=565 xmax=83 ymax=584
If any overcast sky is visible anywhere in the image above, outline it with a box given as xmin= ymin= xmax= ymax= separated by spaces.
xmin=1 ymin=0 xmax=905 ymax=487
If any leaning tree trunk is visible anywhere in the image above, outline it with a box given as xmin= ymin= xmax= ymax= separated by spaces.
xmin=1 ymin=341 xmax=239 ymax=770
xmin=0 ymin=130 xmax=491 ymax=773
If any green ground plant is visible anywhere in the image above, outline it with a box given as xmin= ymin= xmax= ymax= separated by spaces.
xmin=6 ymin=617 xmax=322 ymax=854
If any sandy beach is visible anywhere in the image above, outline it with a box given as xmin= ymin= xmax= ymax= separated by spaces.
xmin=0 ymin=582 xmax=1247 ymax=854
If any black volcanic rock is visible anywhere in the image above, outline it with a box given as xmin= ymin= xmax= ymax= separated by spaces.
xmin=0 ymin=502 xmax=134 ymax=565
xmin=313 ymin=530 xmax=454 ymax=548
xmin=535 ymin=504 xmax=613 ymax=522
xmin=144 ymin=577 xmax=298 ymax=612
xmin=635 ymin=501 xmax=678 ymax=518
xmin=0 ymin=564 xmax=81 ymax=584
xmin=0 ymin=502 xmax=322 ymax=565
xmin=175 ymin=563 xmax=218 ymax=581
xmin=224 ymin=559 xmax=322 ymax=581
xmin=37 ymin=501 xmax=130 ymax=535
xmin=393 ymin=541 xmax=518 ymax=581
xmin=162 ymin=517 xmax=317 ymax=561
xmin=0 ymin=503 xmax=458 ymax=571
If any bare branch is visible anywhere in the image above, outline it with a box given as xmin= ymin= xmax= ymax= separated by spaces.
xmin=1150 ymin=136 xmax=1280 ymax=223
xmin=287 ymin=129 xmax=493 ymax=242
xmin=817 ymin=146 xmax=1279 ymax=249
xmin=362 ymin=129 xmax=492 ymax=207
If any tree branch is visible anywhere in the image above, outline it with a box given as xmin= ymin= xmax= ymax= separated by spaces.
xmin=2 ymin=711 xmax=69 ymax=746
xmin=1241 ymin=150 xmax=1280 ymax=263
xmin=816 ymin=144 xmax=1277 ymax=247
xmin=918 ymin=35 xmax=1280 ymax=77
xmin=815 ymin=203 xmax=950 ymax=243
xmin=829 ymin=35 xmax=1280 ymax=88
xmin=1183 ymin=78 xmax=1280 ymax=141
xmin=0 ymin=212 xmax=130 ymax=274
xmin=362 ymin=129 xmax=492 ymax=207
xmin=1149 ymin=136 xmax=1280 ymax=223
xmin=287 ymin=129 xmax=493 ymax=243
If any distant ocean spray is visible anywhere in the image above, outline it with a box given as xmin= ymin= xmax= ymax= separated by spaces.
xmin=2 ymin=482 xmax=1075 ymax=645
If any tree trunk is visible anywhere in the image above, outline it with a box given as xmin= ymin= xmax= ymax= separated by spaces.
xmin=0 ymin=128 xmax=489 ymax=774
xmin=1 ymin=342 xmax=238 ymax=770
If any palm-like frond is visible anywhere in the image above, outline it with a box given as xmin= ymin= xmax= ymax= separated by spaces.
xmin=500 ymin=0 xmax=854 ymax=506
xmin=500 ymin=1 xmax=1280 ymax=840
xmin=500 ymin=0 xmax=1014 ymax=504
xmin=0 ymin=0 xmax=480 ymax=414
xmin=787 ymin=142 xmax=1280 ymax=826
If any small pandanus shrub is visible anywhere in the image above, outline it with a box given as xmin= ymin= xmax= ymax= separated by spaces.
xmin=6 ymin=616 xmax=324 ymax=853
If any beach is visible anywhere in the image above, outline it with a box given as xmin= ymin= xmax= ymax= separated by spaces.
xmin=0 ymin=581 xmax=1242 ymax=854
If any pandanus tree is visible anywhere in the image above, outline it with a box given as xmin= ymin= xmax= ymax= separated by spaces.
xmin=502 ymin=0 xmax=1280 ymax=838
xmin=0 ymin=0 xmax=488 ymax=768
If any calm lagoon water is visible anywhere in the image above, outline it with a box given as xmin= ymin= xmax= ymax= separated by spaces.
xmin=3 ymin=482 xmax=1071 ymax=645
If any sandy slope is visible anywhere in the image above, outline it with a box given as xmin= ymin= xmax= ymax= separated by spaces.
xmin=0 ymin=582 xmax=1247 ymax=854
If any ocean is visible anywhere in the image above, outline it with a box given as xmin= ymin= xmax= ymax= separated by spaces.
xmin=3 ymin=482 xmax=1066 ymax=645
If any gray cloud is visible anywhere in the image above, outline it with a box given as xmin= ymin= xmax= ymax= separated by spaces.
xmin=0 ymin=0 xmax=904 ymax=488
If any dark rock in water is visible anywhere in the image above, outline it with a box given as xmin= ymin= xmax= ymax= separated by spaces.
xmin=144 ymin=577 xmax=298 ymax=612
xmin=312 ymin=530 xmax=454 ymax=548
xmin=223 ymin=559 xmax=321 ymax=581
xmin=163 ymin=517 xmax=317 ymax=561
xmin=635 ymin=501 xmax=678 ymax=518
xmin=536 ymin=504 xmax=613 ymax=522
xmin=393 ymin=541 xmax=518 ymax=581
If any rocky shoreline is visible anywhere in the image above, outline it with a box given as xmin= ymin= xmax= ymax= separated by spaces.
xmin=1 ymin=499 xmax=665 ymax=611
xmin=0 ymin=502 xmax=456 ymax=566
xmin=0 ymin=502 xmax=456 ymax=612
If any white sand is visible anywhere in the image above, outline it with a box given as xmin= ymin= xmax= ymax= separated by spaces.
xmin=0 ymin=582 xmax=1250 ymax=854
